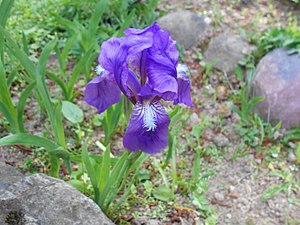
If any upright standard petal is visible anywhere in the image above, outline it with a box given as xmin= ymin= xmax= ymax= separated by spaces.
xmin=174 ymin=64 xmax=194 ymax=107
xmin=124 ymin=22 xmax=160 ymax=36
xmin=84 ymin=71 xmax=121 ymax=114
xmin=123 ymin=100 xmax=170 ymax=154
xmin=126 ymin=50 xmax=148 ymax=85
xmin=146 ymin=29 xmax=179 ymax=100
xmin=113 ymin=33 xmax=153 ymax=99
xmin=98 ymin=37 xmax=124 ymax=73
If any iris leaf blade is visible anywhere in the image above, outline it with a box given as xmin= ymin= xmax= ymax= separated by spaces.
xmin=17 ymin=81 xmax=36 ymax=132
xmin=46 ymin=71 xmax=68 ymax=99
xmin=37 ymin=39 xmax=57 ymax=78
xmin=82 ymin=142 xmax=99 ymax=201
xmin=0 ymin=0 xmax=14 ymax=62
xmin=87 ymin=0 xmax=108 ymax=37
xmin=0 ymin=133 xmax=59 ymax=150
xmin=0 ymin=26 xmax=36 ymax=78
xmin=99 ymin=151 xmax=129 ymax=210
xmin=98 ymin=145 xmax=111 ymax=192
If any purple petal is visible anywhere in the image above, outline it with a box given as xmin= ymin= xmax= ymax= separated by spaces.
xmin=124 ymin=22 xmax=160 ymax=35
xmin=98 ymin=37 xmax=124 ymax=73
xmin=146 ymin=29 xmax=179 ymax=99
xmin=174 ymin=64 xmax=194 ymax=107
xmin=123 ymin=101 xmax=170 ymax=154
xmin=147 ymin=58 xmax=178 ymax=100
xmin=113 ymin=33 xmax=153 ymax=98
xmin=126 ymin=51 xmax=147 ymax=85
xmin=123 ymin=69 xmax=141 ymax=103
xmin=138 ymin=84 xmax=175 ymax=102
xmin=138 ymin=84 xmax=161 ymax=100
xmin=115 ymin=33 xmax=153 ymax=67
xmin=156 ymin=29 xmax=179 ymax=65
xmin=84 ymin=72 xmax=121 ymax=113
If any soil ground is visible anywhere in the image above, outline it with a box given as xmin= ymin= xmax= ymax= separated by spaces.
xmin=156 ymin=0 xmax=300 ymax=224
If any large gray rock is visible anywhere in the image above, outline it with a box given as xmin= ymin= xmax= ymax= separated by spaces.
xmin=0 ymin=161 xmax=24 ymax=189
xmin=252 ymin=48 xmax=300 ymax=129
xmin=0 ymin=163 xmax=114 ymax=225
xmin=204 ymin=32 xmax=255 ymax=73
xmin=157 ymin=10 xmax=211 ymax=49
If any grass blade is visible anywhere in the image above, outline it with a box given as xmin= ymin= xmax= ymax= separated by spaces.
xmin=113 ymin=152 xmax=149 ymax=211
xmin=61 ymin=34 xmax=77 ymax=72
xmin=0 ymin=133 xmax=59 ymax=150
xmin=54 ymin=102 xmax=66 ymax=147
xmin=17 ymin=81 xmax=36 ymax=132
xmin=37 ymin=39 xmax=57 ymax=78
xmin=0 ymin=0 xmax=14 ymax=62
xmin=88 ymin=0 xmax=108 ymax=37
xmin=54 ymin=45 xmax=64 ymax=73
xmin=46 ymin=71 xmax=68 ymax=99
xmin=115 ymin=10 xmax=135 ymax=37
xmin=99 ymin=151 xmax=129 ymax=210
xmin=98 ymin=145 xmax=111 ymax=192
xmin=7 ymin=66 xmax=18 ymax=88
xmin=0 ymin=60 xmax=18 ymax=132
xmin=0 ymin=0 xmax=14 ymax=27
xmin=193 ymin=148 xmax=201 ymax=184
xmin=0 ymin=102 xmax=16 ymax=132
xmin=0 ymin=26 xmax=36 ymax=78
xmin=22 ymin=33 xmax=29 ymax=56
xmin=82 ymin=142 xmax=99 ymax=201
xmin=67 ymin=47 xmax=97 ymax=99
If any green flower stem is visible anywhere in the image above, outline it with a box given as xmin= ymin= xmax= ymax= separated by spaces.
xmin=171 ymin=137 xmax=178 ymax=198
xmin=153 ymin=157 xmax=171 ymax=193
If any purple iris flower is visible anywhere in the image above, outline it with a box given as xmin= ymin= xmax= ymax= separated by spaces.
xmin=84 ymin=22 xmax=193 ymax=154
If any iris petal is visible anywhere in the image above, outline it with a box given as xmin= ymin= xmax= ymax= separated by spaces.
xmin=174 ymin=64 xmax=194 ymax=107
xmin=98 ymin=37 xmax=124 ymax=73
xmin=124 ymin=22 xmax=160 ymax=35
xmin=146 ymin=29 xmax=179 ymax=100
xmin=123 ymin=100 xmax=170 ymax=154
xmin=113 ymin=34 xmax=153 ymax=97
xmin=127 ymin=50 xmax=148 ymax=85
xmin=84 ymin=71 xmax=121 ymax=113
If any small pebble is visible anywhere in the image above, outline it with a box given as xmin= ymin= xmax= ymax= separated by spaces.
xmin=255 ymin=158 xmax=262 ymax=164
xmin=218 ymin=102 xmax=231 ymax=118
xmin=273 ymin=131 xmax=281 ymax=140
xmin=239 ymin=197 xmax=248 ymax=205
xmin=288 ymin=142 xmax=296 ymax=149
xmin=216 ymin=85 xmax=228 ymax=100
xmin=229 ymin=185 xmax=235 ymax=192
xmin=213 ymin=133 xmax=229 ymax=147
xmin=187 ymin=112 xmax=200 ymax=127
xmin=214 ymin=192 xmax=225 ymax=201
xmin=288 ymin=151 xmax=297 ymax=162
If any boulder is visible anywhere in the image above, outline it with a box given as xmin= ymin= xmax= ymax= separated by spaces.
xmin=204 ymin=32 xmax=255 ymax=73
xmin=0 ymin=161 xmax=24 ymax=189
xmin=157 ymin=10 xmax=212 ymax=49
xmin=252 ymin=48 xmax=300 ymax=129
xmin=0 ymin=163 xmax=114 ymax=225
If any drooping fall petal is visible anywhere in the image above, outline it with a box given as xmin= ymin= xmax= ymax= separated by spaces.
xmin=84 ymin=71 xmax=121 ymax=113
xmin=123 ymin=100 xmax=170 ymax=154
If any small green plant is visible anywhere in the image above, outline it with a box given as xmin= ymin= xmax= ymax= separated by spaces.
xmin=260 ymin=162 xmax=300 ymax=201
xmin=254 ymin=25 xmax=300 ymax=61
xmin=80 ymin=143 xmax=148 ymax=215
xmin=230 ymin=87 xmax=264 ymax=124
